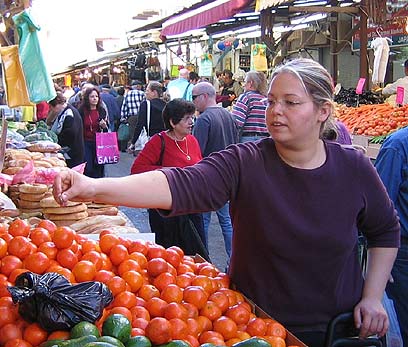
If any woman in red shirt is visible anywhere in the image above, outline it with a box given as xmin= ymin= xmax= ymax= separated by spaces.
xmin=78 ymin=87 xmax=108 ymax=178
xmin=131 ymin=98 xmax=207 ymax=257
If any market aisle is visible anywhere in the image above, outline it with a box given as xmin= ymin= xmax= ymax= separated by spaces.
xmin=105 ymin=152 xmax=229 ymax=271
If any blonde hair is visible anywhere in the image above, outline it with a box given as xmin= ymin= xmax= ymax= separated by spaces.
xmin=271 ymin=58 xmax=336 ymax=137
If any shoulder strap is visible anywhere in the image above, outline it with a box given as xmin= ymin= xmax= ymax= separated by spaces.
xmin=182 ymin=83 xmax=191 ymax=100
xmin=146 ymin=100 xmax=151 ymax=135
xmin=157 ymin=132 xmax=165 ymax=166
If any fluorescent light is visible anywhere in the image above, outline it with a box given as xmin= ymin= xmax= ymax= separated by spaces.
xmin=274 ymin=23 xmax=309 ymax=33
xmin=212 ymin=31 xmax=234 ymax=39
xmin=291 ymin=13 xmax=327 ymax=25
xmin=237 ymin=30 xmax=261 ymax=39
xmin=234 ymin=11 xmax=260 ymax=18
xmin=293 ymin=1 xmax=327 ymax=5
xmin=234 ymin=25 xmax=261 ymax=34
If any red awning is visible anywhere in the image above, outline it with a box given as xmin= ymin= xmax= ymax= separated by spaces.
xmin=161 ymin=0 xmax=253 ymax=37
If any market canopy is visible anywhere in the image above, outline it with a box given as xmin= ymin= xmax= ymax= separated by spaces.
xmin=161 ymin=0 xmax=253 ymax=38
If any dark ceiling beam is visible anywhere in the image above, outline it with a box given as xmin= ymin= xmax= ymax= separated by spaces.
xmin=288 ymin=5 xmax=359 ymax=13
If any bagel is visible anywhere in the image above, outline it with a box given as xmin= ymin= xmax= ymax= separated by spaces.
xmin=44 ymin=211 xmax=88 ymax=221
xmin=3 ymin=167 xmax=22 ymax=175
xmin=19 ymin=208 xmax=43 ymax=214
xmin=40 ymin=196 xmax=81 ymax=208
xmin=19 ymin=192 xmax=46 ymax=202
xmin=18 ymin=199 xmax=42 ymax=209
xmin=42 ymin=203 xmax=87 ymax=215
xmin=33 ymin=160 xmax=53 ymax=168
xmin=19 ymin=183 xmax=48 ymax=194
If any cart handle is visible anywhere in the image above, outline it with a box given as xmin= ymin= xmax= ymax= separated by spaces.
xmin=325 ymin=312 xmax=383 ymax=347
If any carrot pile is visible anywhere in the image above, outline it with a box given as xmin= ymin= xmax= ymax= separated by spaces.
xmin=336 ymin=103 xmax=408 ymax=137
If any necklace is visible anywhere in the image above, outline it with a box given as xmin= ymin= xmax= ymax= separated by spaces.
xmin=174 ymin=138 xmax=190 ymax=160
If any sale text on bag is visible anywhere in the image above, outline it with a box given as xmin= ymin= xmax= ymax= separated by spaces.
xmin=97 ymin=155 xmax=119 ymax=164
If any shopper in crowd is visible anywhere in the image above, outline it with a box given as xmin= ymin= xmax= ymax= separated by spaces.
xmin=189 ymin=71 xmax=200 ymax=85
xmin=219 ymin=69 xmax=244 ymax=108
xmin=213 ymin=70 xmax=223 ymax=95
xmin=54 ymin=58 xmax=399 ymax=347
xmin=130 ymin=98 xmax=206 ymax=255
xmin=166 ymin=68 xmax=193 ymax=101
xmin=129 ymin=81 xmax=166 ymax=155
xmin=77 ymin=87 xmax=108 ymax=178
xmin=232 ymin=71 xmax=269 ymax=142
xmin=116 ymin=86 xmax=125 ymax=113
xmin=36 ymin=101 xmax=49 ymax=122
xmin=382 ymin=59 xmax=408 ymax=105
xmin=120 ymin=80 xmax=145 ymax=152
xmin=321 ymin=120 xmax=352 ymax=145
xmin=48 ymin=92 xmax=84 ymax=168
xmin=374 ymin=127 xmax=408 ymax=346
xmin=100 ymin=85 xmax=120 ymax=132
xmin=192 ymin=81 xmax=237 ymax=260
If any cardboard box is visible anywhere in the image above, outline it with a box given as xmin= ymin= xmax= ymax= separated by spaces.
xmin=84 ymin=232 xmax=155 ymax=242
xmin=194 ymin=256 xmax=307 ymax=347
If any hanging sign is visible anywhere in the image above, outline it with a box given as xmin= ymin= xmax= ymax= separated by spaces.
xmin=396 ymin=86 xmax=404 ymax=105
xmin=199 ymin=54 xmax=213 ymax=77
xmin=355 ymin=78 xmax=366 ymax=95
xmin=250 ymin=44 xmax=267 ymax=71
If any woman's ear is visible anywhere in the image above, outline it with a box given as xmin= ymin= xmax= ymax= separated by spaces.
xmin=169 ymin=118 xmax=175 ymax=129
xmin=318 ymin=102 xmax=332 ymax=123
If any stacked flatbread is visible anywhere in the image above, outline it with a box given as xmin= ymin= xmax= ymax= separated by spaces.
xmin=17 ymin=183 xmax=51 ymax=218
xmin=40 ymin=196 xmax=88 ymax=226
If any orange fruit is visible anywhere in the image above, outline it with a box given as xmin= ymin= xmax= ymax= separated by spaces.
xmin=1 ymin=255 xmax=23 ymax=277
xmin=99 ymin=234 xmax=121 ymax=254
xmin=246 ymin=317 xmax=267 ymax=337
xmin=153 ymin=272 xmax=176 ymax=292
xmin=0 ymin=238 xmax=7 ymax=259
xmin=80 ymin=239 xmax=101 ymax=253
xmin=47 ymin=330 xmax=70 ymax=340
xmin=8 ymin=219 xmax=30 ymax=237
xmin=38 ymin=242 xmax=58 ymax=260
xmin=225 ymin=304 xmax=251 ymax=325
xmin=56 ymin=248 xmax=78 ymax=270
xmin=181 ymin=302 xmax=199 ymax=319
xmin=186 ymin=318 xmax=200 ymax=337
xmin=128 ymin=240 xmax=148 ymax=255
xmin=200 ymin=301 xmax=222 ymax=321
xmin=72 ymin=260 xmax=97 ymax=282
xmin=109 ymin=244 xmax=129 ymax=266
xmin=130 ymin=306 xmax=150 ymax=321
xmin=4 ymin=339 xmax=32 ymax=347
xmin=191 ymin=275 xmax=214 ymax=294
xmin=145 ymin=317 xmax=172 ymax=345
xmin=23 ymin=322 xmax=47 ymax=346
xmin=176 ymin=274 xmax=193 ymax=289
xmin=121 ymin=270 xmax=143 ymax=293
xmin=94 ymin=270 xmax=115 ymax=284
xmin=138 ymin=284 xmax=160 ymax=301
xmin=169 ymin=318 xmax=188 ymax=340
xmin=132 ymin=317 xmax=149 ymax=330
xmin=29 ymin=227 xmax=52 ymax=246
xmin=37 ymin=220 xmax=57 ymax=234
xmin=8 ymin=236 xmax=32 ymax=260
xmin=53 ymin=227 xmax=75 ymax=249
xmin=0 ymin=323 xmax=23 ymax=345
xmin=183 ymin=286 xmax=208 ymax=309
xmin=160 ymin=283 xmax=183 ymax=303
xmin=118 ymin=259 xmax=141 ymax=276
xmin=147 ymin=258 xmax=168 ymax=277
xmin=164 ymin=249 xmax=182 ymax=268
xmin=128 ymin=252 xmax=148 ymax=268
xmin=23 ymin=252 xmax=50 ymax=274
xmin=146 ymin=297 xmax=167 ymax=318
xmin=213 ymin=316 xmax=238 ymax=340
xmin=111 ymin=290 xmax=137 ymax=308
xmin=184 ymin=335 xmax=199 ymax=347
xmin=163 ymin=302 xmax=189 ymax=321
xmin=209 ymin=291 xmax=230 ymax=313
xmin=196 ymin=315 xmax=212 ymax=333
xmin=262 ymin=336 xmax=286 ymax=347
xmin=146 ymin=244 xmax=167 ymax=260
xmin=266 ymin=321 xmax=287 ymax=339
xmin=81 ymin=251 xmax=103 ymax=271
xmin=198 ymin=330 xmax=224 ymax=344
xmin=0 ymin=304 xmax=17 ymax=327
xmin=109 ymin=306 xmax=133 ymax=323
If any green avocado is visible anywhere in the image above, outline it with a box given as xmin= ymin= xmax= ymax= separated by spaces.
xmin=102 ymin=314 xmax=132 ymax=343
xmin=125 ymin=336 xmax=152 ymax=347
xmin=232 ymin=337 xmax=272 ymax=347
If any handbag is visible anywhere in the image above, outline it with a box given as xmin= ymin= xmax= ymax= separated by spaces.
xmin=134 ymin=100 xmax=151 ymax=151
xmin=95 ymin=131 xmax=120 ymax=165
xmin=117 ymin=123 xmax=130 ymax=142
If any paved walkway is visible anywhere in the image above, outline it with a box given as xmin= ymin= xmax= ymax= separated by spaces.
xmin=105 ymin=152 xmax=229 ymax=271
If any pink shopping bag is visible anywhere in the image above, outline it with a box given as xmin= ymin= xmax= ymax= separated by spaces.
xmin=96 ymin=132 xmax=120 ymax=164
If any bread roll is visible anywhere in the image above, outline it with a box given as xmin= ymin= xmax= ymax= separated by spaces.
xmin=40 ymin=196 xmax=81 ymax=208
xmin=19 ymin=192 xmax=46 ymax=202
xmin=18 ymin=199 xmax=42 ymax=209
xmin=87 ymin=206 xmax=118 ymax=216
xmin=19 ymin=183 xmax=48 ymax=194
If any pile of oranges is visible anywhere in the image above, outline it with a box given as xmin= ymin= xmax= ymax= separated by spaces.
xmin=0 ymin=218 xmax=291 ymax=347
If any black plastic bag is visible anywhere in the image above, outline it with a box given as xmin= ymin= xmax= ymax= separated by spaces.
xmin=8 ymin=272 xmax=113 ymax=332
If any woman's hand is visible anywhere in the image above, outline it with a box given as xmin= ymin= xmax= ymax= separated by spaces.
xmin=53 ymin=169 xmax=95 ymax=205
xmin=99 ymin=119 xmax=108 ymax=129
xmin=354 ymin=297 xmax=388 ymax=339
